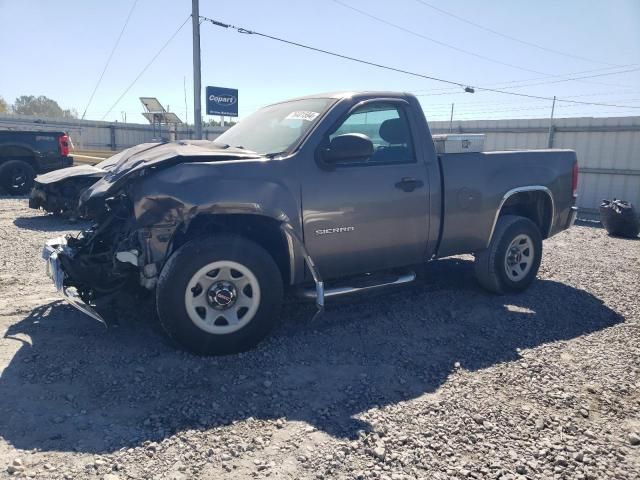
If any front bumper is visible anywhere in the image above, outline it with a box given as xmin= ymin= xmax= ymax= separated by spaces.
xmin=42 ymin=237 xmax=106 ymax=326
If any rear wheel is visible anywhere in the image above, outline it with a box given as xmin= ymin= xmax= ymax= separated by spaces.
xmin=156 ymin=235 xmax=283 ymax=355
xmin=474 ymin=215 xmax=542 ymax=294
xmin=0 ymin=160 xmax=36 ymax=195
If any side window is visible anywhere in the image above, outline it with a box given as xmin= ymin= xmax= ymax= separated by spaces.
xmin=329 ymin=102 xmax=415 ymax=164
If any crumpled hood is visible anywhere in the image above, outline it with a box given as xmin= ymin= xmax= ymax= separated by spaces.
xmin=104 ymin=140 xmax=259 ymax=179
xmin=78 ymin=139 xmax=264 ymax=209
xmin=34 ymin=164 xmax=109 ymax=185
xmin=33 ymin=143 xmax=160 ymax=185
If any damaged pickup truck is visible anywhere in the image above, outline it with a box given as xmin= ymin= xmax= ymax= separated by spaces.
xmin=42 ymin=91 xmax=579 ymax=355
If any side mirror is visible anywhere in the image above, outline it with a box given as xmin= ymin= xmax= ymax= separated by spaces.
xmin=323 ymin=133 xmax=373 ymax=165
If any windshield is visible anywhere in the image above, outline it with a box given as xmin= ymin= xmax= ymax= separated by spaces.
xmin=215 ymin=98 xmax=334 ymax=155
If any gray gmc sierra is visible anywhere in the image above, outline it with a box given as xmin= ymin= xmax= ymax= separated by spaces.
xmin=42 ymin=91 xmax=579 ymax=355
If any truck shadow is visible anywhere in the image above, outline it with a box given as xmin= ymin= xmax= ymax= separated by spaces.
xmin=574 ymin=219 xmax=603 ymax=229
xmin=13 ymin=215 xmax=87 ymax=232
xmin=0 ymin=259 xmax=624 ymax=454
xmin=0 ymin=195 xmax=28 ymax=200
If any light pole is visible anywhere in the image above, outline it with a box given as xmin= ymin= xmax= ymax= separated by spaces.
xmin=192 ymin=0 xmax=202 ymax=139
xmin=449 ymin=103 xmax=454 ymax=133
xmin=547 ymin=96 xmax=556 ymax=148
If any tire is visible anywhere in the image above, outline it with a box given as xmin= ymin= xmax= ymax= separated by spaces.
xmin=474 ymin=215 xmax=542 ymax=294
xmin=156 ymin=234 xmax=283 ymax=355
xmin=0 ymin=160 xmax=36 ymax=195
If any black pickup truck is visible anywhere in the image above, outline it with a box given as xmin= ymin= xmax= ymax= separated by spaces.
xmin=0 ymin=130 xmax=73 ymax=194
xmin=42 ymin=91 xmax=578 ymax=355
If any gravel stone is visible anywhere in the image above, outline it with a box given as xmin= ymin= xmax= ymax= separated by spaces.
xmin=372 ymin=447 xmax=386 ymax=460
xmin=0 ymin=201 xmax=638 ymax=479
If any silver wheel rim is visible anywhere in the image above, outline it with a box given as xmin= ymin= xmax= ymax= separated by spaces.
xmin=504 ymin=234 xmax=535 ymax=282
xmin=184 ymin=260 xmax=261 ymax=335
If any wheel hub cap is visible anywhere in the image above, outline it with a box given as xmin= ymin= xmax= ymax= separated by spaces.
xmin=207 ymin=281 xmax=237 ymax=310
xmin=184 ymin=260 xmax=261 ymax=335
xmin=504 ymin=234 xmax=534 ymax=282
xmin=507 ymin=247 xmax=522 ymax=266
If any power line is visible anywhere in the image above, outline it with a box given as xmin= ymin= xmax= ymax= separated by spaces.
xmin=501 ymin=67 xmax=640 ymax=89
xmin=421 ymin=91 xmax=640 ymax=109
xmin=81 ymin=0 xmax=139 ymax=119
xmin=331 ymin=0 xmax=545 ymax=76
xmin=424 ymin=99 xmax=640 ymax=115
xmin=413 ymin=0 xmax=621 ymax=67
xmin=101 ymin=15 xmax=191 ymax=121
xmin=429 ymin=107 xmax=640 ymax=120
xmin=417 ymin=66 xmax=640 ymax=96
xmin=201 ymin=17 xmax=465 ymax=88
xmin=425 ymin=99 xmax=640 ymax=116
xmin=331 ymin=0 xmax=636 ymax=90
xmin=477 ymin=87 xmax=640 ymax=109
xmin=200 ymin=16 xmax=640 ymax=110
xmin=414 ymin=64 xmax=640 ymax=95
xmin=497 ymin=68 xmax=640 ymax=92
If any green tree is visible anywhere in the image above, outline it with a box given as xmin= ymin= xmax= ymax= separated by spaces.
xmin=12 ymin=95 xmax=77 ymax=118
xmin=0 ymin=96 xmax=8 ymax=114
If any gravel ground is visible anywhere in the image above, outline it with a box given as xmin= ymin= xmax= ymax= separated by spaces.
xmin=0 ymin=197 xmax=638 ymax=480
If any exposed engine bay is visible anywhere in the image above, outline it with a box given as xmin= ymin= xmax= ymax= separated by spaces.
xmin=58 ymin=195 xmax=139 ymax=299
xmin=42 ymin=193 xmax=148 ymax=324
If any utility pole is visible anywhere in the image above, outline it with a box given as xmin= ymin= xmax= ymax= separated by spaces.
xmin=183 ymin=76 xmax=189 ymax=128
xmin=449 ymin=103 xmax=454 ymax=133
xmin=547 ymin=95 xmax=556 ymax=148
xmin=192 ymin=0 xmax=202 ymax=139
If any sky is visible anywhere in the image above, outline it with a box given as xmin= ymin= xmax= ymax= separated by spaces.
xmin=1 ymin=0 xmax=639 ymax=125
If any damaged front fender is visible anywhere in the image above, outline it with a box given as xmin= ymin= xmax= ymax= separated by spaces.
xmin=129 ymin=160 xmax=304 ymax=283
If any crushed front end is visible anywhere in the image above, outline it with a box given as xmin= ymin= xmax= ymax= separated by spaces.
xmin=43 ymin=237 xmax=107 ymax=325
xmin=39 ymin=141 xmax=265 ymax=325
xmin=42 ymin=194 xmax=143 ymax=324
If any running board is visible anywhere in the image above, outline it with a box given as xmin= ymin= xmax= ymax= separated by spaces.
xmin=299 ymin=271 xmax=416 ymax=300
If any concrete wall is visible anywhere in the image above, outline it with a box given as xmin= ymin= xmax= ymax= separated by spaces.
xmin=0 ymin=114 xmax=227 ymax=151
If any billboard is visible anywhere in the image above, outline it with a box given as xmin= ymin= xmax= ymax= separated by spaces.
xmin=206 ymin=86 xmax=238 ymax=117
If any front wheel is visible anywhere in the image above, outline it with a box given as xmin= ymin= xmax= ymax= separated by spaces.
xmin=156 ymin=235 xmax=283 ymax=355
xmin=474 ymin=215 xmax=543 ymax=294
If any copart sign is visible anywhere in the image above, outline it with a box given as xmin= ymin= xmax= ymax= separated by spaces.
xmin=206 ymin=86 xmax=238 ymax=117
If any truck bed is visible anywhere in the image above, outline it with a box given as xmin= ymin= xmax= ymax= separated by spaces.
xmin=437 ymin=149 xmax=577 ymax=257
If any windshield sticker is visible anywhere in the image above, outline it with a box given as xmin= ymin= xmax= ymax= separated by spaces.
xmin=285 ymin=111 xmax=320 ymax=122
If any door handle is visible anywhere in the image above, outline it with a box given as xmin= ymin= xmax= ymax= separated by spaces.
xmin=395 ymin=177 xmax=424 ymax=192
